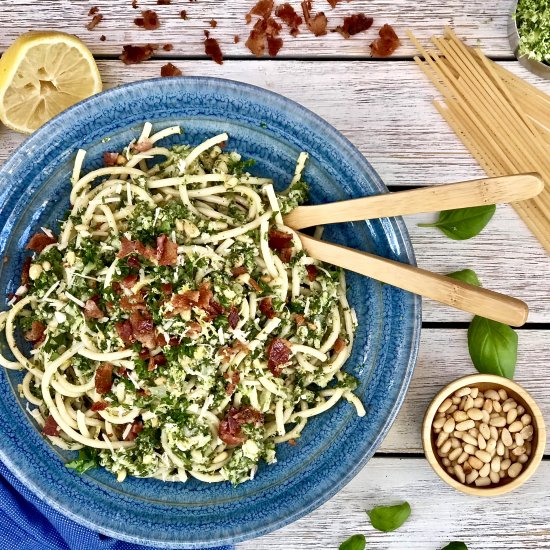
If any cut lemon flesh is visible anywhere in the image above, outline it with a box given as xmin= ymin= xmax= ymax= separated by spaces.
xmin=0 ymin=31 xmax=102 ymax=134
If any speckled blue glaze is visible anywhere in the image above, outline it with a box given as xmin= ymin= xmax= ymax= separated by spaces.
xmin=0 ymin=78 xmax=421 ymax=548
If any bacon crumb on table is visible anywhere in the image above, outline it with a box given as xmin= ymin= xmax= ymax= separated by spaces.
xmin=132 ymin=0 xmax=139 ymax=7
xmin=86 ymin=13 xmax=103 ymax=31
xmin=100 ymin=35 xmax=106 ymax=41
xmin=180 ymin=10 xmax=188 ymax=19
xmin=157 ymin=0 xmax=171 ymax=4
xmin=204 ymin=37 xmax=223 ymax=64
xmin=161 ymin=62 xmax=182 ymax=76
xmin=335 ymin=13 xmax=373 ymax=38
xmin=120 ymin=44 xmax=157 ymax=64
xmin=89 ymin=6 xmax=99 ymax=15
xmin=134 ymin=9 xmax=160 ymax=30
xmin=162 ymin=43 xmax=173 ymax=51
xmin=370 ymin=23 xmax=400 ymax=57
xmin=234 ymin=35 xmax=240 ymax=43
xmin=210 ymin=19 xmax=218 ymax=28
xmin=301 ymin=0 xmax=328 ymax=36
xmin=275 ymin=3 xmax=303 ymax=36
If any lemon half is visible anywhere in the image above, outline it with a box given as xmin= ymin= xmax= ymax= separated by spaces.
xmin=0 ymin=31 xmax=102 ymax=134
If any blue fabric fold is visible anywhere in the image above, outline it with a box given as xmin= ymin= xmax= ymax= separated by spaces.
xmin=0 ymin=461 xmax=232 ymax=550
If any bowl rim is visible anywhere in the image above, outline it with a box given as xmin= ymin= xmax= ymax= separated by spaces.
xmin=422 ymin=373 xmax=546 ymax=496
xmin=0 ymin=76 xmax=422 ymax=547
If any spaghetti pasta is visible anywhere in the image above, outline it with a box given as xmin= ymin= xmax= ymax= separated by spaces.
xmin=0 ymin=125 xmax=363 ymax=485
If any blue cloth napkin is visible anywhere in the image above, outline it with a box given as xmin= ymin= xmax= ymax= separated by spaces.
xmin=0 ymin=461 xmax=232 ymax=550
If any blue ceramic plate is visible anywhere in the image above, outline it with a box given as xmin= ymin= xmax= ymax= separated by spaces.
xmin=0 ymin=77 xmax=420 ymax=548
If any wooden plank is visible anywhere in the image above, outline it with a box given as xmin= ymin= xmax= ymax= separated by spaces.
xmin=0 ymin=61 xmax=548 ymax=321
xmin=0 ymin=0 xmax=518 ymax=58
xmin=380 ymin=329 xmax=550 ymax=454
xmin=238 ymin=457 xmax=550 ymax=549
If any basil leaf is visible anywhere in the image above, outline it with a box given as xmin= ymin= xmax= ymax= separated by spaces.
xmin=441 ymin=543 xmax=468 ymax=550
xmin=446 ymin=269 xmax=481 ymax=287
xmin=66 ymin=448 xmax=99 ymax=474
xmin=468 ymin=316 xmax=518 ymax=379
xmin=339 ymin=534 xmax=366 ymax=550
xmin=366 ymin=501 xmax=411 ymax=532
xmin=418 ymin=205 xmax=495 ymax=240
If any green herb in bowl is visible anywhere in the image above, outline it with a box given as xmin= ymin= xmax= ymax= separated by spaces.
xmin=514 ymin=0 xmax=550 ymax=64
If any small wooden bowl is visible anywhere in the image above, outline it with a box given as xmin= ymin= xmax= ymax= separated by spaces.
xmin=423 ymin=374 xmax=546 ymax=496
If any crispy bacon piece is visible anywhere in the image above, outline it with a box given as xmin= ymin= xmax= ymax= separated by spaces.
xmin=268 ymin=229 xmax=293 ymax=251
xmin=259 ymin=297 xmax=276 ymax=319
xmin=231 ymin=266 xmax=247 ymax=277
xmin=91 ymin=401 xmax=109 ymax=412
xmin=248 ymin=277 xmax=262 ymax=292
xmin=210 ymin=19 xmax=217 ymax=28
xmin=185 ymin=321 xmax=202 ymax=339
xmin=120 ymin=44 xmax=157 ymax=65
xmin=115 ymin=319 xmax=135 ymax=346
xmin=162 ymin=43 xmax=174 ymax=51
xmin=124 ymin=420 xmax=144 ymax=441
xmin=118 ymin=237 xmax=146 ymax=258
xmin=160 ymin=61 xmax=183 ymax=77
xmin=26 ymin=232 xmax=56 ymax=253
xmin=370 ymin=24 xmax=400 ymax=57
xmin=160 ymin=282 xmax=173 ymax=294
xmin=95 ymin=364 xmax=113 ymax=395
xmin=100 ymin=35 xmax=106 ymax=41
xmin=234 ymin=35 xmax=240 ymax=43
xmin=301 ymin=0 xmax=328 ymax=36
xmin=198 ymin=282 xmax=213 ymax=310
xmin=266 ymin=338 xmax=291 ymax=376
xmin=225 ymin=371 xmax=240 ymax=395
xmin=89 ymin=6 xmax=99 ymax=15
xmin=83 ymin=299 xmax=104 ymax=319
xmin=157 ymin=0 xmax=171 ymax=3
xmin=121 ymin=274 xmax=138 ymax=289
xmin=227 ymin=306 xmax=239 ymax=329
xmin=42 ymin=415 xmax=60 ymax=436
xmin=103 ymin=152 xmax=119 ymax=166
xmin=20 ymin=257 xmax=31 ymax=287
xmin=326 ymin=0 xmax=342 ymax=6
xmin=86 ymin=13 xmax=103 ymax=31
xmin=249 ymin=0 xmax=274 ymax=18
xmin=279 ymin=247 xmax=293 ymax=263
xmin=135 ymin=9 xmax=160 ymax=29
xmin=156 ymin=234 xmax=178 ymax=266
xmin=126 ymin=256 xmax=141 ymax=269
xmin=148 ymin=352 xmax=167 ymax=371
xmin=204 ymin=37 xmax=223 ymax=65
xmin=172 ymin=289 xmax=200 ymax=311
xmin=267 ymin=36 xmax=284 ymax=56
xmin=335 ymin=13 xmax=373 ymax=38
xmin=131 ymin=139 xmax=153 ymax=152
xmin=333 ymin=337 xmax=346 ymax=353
xmin=130 ymin=310 xmax=156 ymax=349
xmin=120 ymin=292 xmax=146 ymax=312
xmin=218 ymin=406 xmax=263 ymax=445
xmin=180 ymin=9 xmax=188 ymax=19
xmin=275 ymin=3 xmax=302 ymax=36
xmin=294 ymin=313 xmax=305 ymax=325
xmin=132 ymin=0 xmax=138 ymax=7
xmin=306 ymin=264 xmax=318 ymax=281
xmin=24 ymin=321 xmax=45 ymax=344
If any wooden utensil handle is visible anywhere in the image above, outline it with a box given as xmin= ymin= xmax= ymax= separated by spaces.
xmin=299 ymin=234 xmax=528 ymax=327
xmin=284 ymin=174 xmax=544 ymax=230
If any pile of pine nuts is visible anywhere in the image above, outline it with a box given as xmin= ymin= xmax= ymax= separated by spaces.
xmin=432 ymin=385 xmax=534 ymax=487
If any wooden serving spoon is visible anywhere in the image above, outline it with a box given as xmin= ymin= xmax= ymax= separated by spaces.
xmin=284 ymin=174 xmax=544 ymax=230
xmin=299 ymin=234 xmax=528 ymax=327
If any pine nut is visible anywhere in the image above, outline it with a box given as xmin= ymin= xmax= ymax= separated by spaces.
xmin=477 ymin=434 xmax=487 ymax=450
xmin=464 ymin=396 xmax=474 ymax=411
xmin=443 ymin=417 xmax=456 ymax=433
xmin=481 ymin=410 xmax=491 ymax=424
xmin=479 ymin=462 xmax=491 ymax=478
xmin=455 ymin=387 xmax=471 ymax=398
xmin=498 ymin=388 xmax=508 ymax=401
xmin=489 ymin=470 xmax=500 ymax=484
xmin=509 ymin=420 xmax=523 ymax=433
xmin=485 ymin=389 xmax=500 ymax=400
xmin=471 ymin=387 xmax=479 ymax=398
xmin=436 ymin=431 xmax=449 ymax=447
xmin=486 ymin=438 xmax=497 ymax=454
xmin=453 ymin=410 xmax=469 ymax=422
xmin=493 ymin=400 xmax=502 ymax=413
xmin=504 ymin=448 xmax=510 ymax=459
xmin=515 ymin=433 xmax=524 ymax=447
xmin=441 ymin=440 xmax=452 ymax=454
xmin=462 ymin=433 xmax=478 ymax=446
xmin=465 ymin=470 xmax=479 ymax=484
xmin=456 ymin=420 xmax=475 ymax=431
xmin=442 ymin=457 xmax=451 ymax=466
xmin=450 ymin=437 xmax=461 ymax=449
xmin=447 ymin=466 xmax=454 ymax=475
xmin=506 ymin=409 xmax=518 ymax=424
xmin=520 ymin=425 xmax=533 ymax=440
xmin=475 ymin=449 xmax=492 ymax=463
xmin=517 ymin=405 xmax=525 ymax=415
xmin=457 ymin=452 xmax=469 ymax=464
xmin=508 ymin=463 xmax=523 ymax=478
xmin=436 ymin=411 xmax=446 ymax=418
xmin=464 ymin=443 xmax=477 ymax=455
xmin=501 ymin=428 xmax=513 ymax=446
xmin=502 ymin=400 xmax=517 ymax=413
xmin=489 ymin=416 xmax=506 ymax=427
xmin=462 ymin=461 xmax=472 ymax=474
xmin=454 ymin=464 xmax=466 ymax=483
xmin=433 ymin=417 xmax=446 ymax=429
xmin=521 ymin=414 xmax=532 ymax=426
xmin=473 ymin=397 xmax=484 ymax=408
xmin=467 ymin=408 xmax=483 ymax=421
xmin=518 ymin=454 xmax=529 ymax=464
xmin=499 ymin=470 xmax=506 ymax=478
xmin=448 ymin=447 xmax=462 ymax=462
xmin=496 ymin=440 xmax=505 ymax=456
xmin=501 ymin=459 xmax=511 ymax=471
xmin=452 ymin=396 xmax=461 ymax=405
xmin=491 ymin=456 xmax=500 ymax=472
xmin=475 ymin=476 xmax=491 ymax=487
xmin=459 ymin=396 xmax=468 ymax=410
xmin=453 ymin=431 xmax=464 ymax=439
xmin=447 ymin=405 xmax=458 ymax=414
xmin=438 ymin=448 xmax=449 ymax=458
xmin=512 ymin=446 xmax=526 ymax=456
xmin=525 ymin=442 xmax=532 ymax=454
xmin=483 ymin=399 xmax=493 ymax=413
xmin=489 ymin=426 xmax=499 ymax=441
xmin=479 ymin=423 xmax=491 ymax=440
xmin=468 ymin=456 xmax=484 ymax=470
xmin=438 ymin=398 xmax=452 ymax=413
xmin=469 ymin=428 xmax=480 ymax=438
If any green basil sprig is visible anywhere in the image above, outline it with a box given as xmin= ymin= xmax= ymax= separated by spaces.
xmin=66 ymin=448 xmax=99 ymax=474
xmin=366 ymin=501 xmax=411 ymax=532
xmin=468 ymin=316 xmax=518 ymax=379
xmin=446 ymin=269 xmax=481 ymax=287
xmin=441 ymin=542 xmax=468 ymax=550
xmin=339 ymin=534 xmax=366 ymax=550
xmin=418 ymin=205 xmax=495 ymax=240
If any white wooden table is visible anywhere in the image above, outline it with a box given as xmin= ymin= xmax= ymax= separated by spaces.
xmin=1 ymin=2 xmax=549 ymax=548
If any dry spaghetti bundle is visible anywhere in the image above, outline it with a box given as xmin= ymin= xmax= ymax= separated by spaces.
xmin=410 ymin=28 xmax=550 ymax=253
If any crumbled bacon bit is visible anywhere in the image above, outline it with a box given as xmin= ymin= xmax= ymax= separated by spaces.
xmin=83 ymin=299 xmax=104 ymax=319
xmin=248 ymin=277 xmax=262 ymax=292
xmin=246 ymin=13 xmax=252 ymax=24
xmin=120 ymin=44 xmax=157 ymax=64
xmin=204 ymin=37 xmax=223 ymax=64
xmin=227 ymin=306 xmax=240 ymax=329
xmin=148 ymin=352 xmax=166 ymax=371
xmin=91 ymin=401 xmax=109 ymax=412
xmin=126 ymin=256 xmax=141 ymax=269
xmin=121 ymin=274 xmax=139 ymax=289
xmin=160 ymin=282 xmax=173 ymax=294
xmin=103 ymin=152 xmax=119 ymax=166
xmin=333 ymin=337 xmax=346 ymax=353
xmin=100 ymin=35 xmax=106 ymax=41
xmin=180 ymin=10 xmax=188 ymax=19
xmin=162 ymin=43 xmax=174 ymax=51
xmin=157 ymin=0 xmax=171 ymax=3
xmin=24 ymin=321 xmax=45 ymax=344
xmin=225 ymin=371 xmax=240 ymax=395
xmin=210 ymin=19 xmax=217 ymax=28
xmin=301 ymin=0 xmax=327 ymax=36
xmin=249 ymin=0 xmax=274 ymax=18
xmin=266 ymin=338 xmax=291 ymax=376
xmin=42 ymin=415 xmax=60 ymax=436
xmin=267 ymin=36 xmax=283 ymax=56
xmin=327 ymin=0 xmax=342 ymax=6
xmin=335 ymin=13 xmax=373 ymax=38
xmin=132 ymin=139 xmax=153 ymax=152
xmin=259 ymin=297 xmax=276 ymax=319
xmin=124 ymin=420 xmax=144 ymax=441
xmin=135 ymin=9 xmax=160 ymax=30
xmin=89 ymin=6 xmax=99 ymax=15
xmin=132 ymin=0 xmax=139 ymax=7
xmin=26 ymin=232 xmax=57 ymax=253
xmin=370 ymin=23 xmax=400 ymax=57
xmin=294 ymin=313 xmax=305 ymax=325
xmin=172 ymin=289 xmax=201 ymax=311
xmin=288 ymin=438 xmax=297 ymax=445
xmin=161 ymin=62 xmax=182 ymax=77
xmin=306 ymin=264 xmax=318 ymax=281
xmin=86 ymin=13 xmax=103 ymax=31
xmin=130 ymin=310 xmax=157 ymax=349
xmin=279 ymin=247 xmax=293 ymax=263
xmin=120 ymin=292 xmax=147 ymax=312
xmin=116 ymin=319 xmax=135 ymax=346
xmin=231 ymin=266 xmax=247 ymax=277
xmin=268 ymin=229 xmax=293 ymax=251
xmin=21 ymin=257 xmax=31 ymax=287
xmin=185 ymin=321 xmax=202 ymax=339
xmin=275 ymin=3 xmax=302 ymax=35
xmin=218 ymin=406 xmax=263 ymax=445
xmin=95 ymin=364 xmax=114 ymax=395
xmin=137 ymin=388 xmax=151 ymax=396
xmin=234 ymin=35 xmax=240 ymax=43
